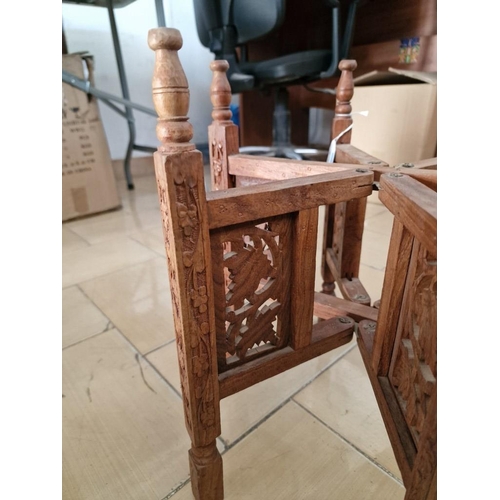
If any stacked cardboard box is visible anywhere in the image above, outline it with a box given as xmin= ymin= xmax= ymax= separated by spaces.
xmin=62 ymin=53 xmax=120 ymax=221
xmin=351 ymin=68 xmax=437 ymax=166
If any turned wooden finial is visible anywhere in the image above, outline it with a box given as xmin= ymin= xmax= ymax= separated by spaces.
xmin=332 ymin=59 xmax=357 ymax=144
xmin=148 ymin=27 xmax=194 ymax=152
xmin=210 ymin=60 xmax=233 ymax=123
xmin=335 ymin=60 xmax=357 ymax=116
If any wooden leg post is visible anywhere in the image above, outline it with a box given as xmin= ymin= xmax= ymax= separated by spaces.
xmin=322 ymin=60 xmax=371 ymax=305
xmin=189 ymin=442 xmax=224 ymax=500
xmin=149 ymin=28 xmax=224 ymax=500
xmin=208 ymin=60 xmax=239 ymax=192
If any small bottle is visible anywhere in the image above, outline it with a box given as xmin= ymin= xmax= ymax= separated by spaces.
xmin=410 ymin=37 xmax=420 ymax=63
xmin=399 ymin=38 xmax=409 ymax=64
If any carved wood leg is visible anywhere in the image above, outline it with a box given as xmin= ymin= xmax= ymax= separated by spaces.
xmin=338 ymin=196 xmax=371 ymax=305
xmin=156 ymin=149 xmax=225 ymax=499
xmin=189 ymin=442 xmax=224 ymax=500
xmin=148 ymin=27 xmax=225 ymax=500
xmin=208 ymin=60 xmax=239 ymax=192
xmin=322 ymin=60 xmax=358 ymax=297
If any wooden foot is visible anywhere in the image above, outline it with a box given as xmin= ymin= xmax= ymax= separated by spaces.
xmin=321 ymin=282 xmax=335 ymax=295
xmin=189 ymin=442 xmax=224 ymax=500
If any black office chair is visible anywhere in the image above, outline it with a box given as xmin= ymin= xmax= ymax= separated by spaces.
xmin=193 ymin=0 xmax=363 ymax=159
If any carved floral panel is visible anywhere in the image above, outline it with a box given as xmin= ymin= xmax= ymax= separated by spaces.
xmin=390 ymin=242 xmax=437 ymax=445
xmin=210 ymin=217 xmax=292 ymax=369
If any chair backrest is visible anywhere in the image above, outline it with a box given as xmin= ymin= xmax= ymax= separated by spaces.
xmin=193 ymin=0 xmax=286 ymax=48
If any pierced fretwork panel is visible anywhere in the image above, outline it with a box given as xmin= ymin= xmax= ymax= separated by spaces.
xmin=210 ymin=216 xmax=292 ymax=370
xmin=390 ymin=241 xmax=437 ymax=445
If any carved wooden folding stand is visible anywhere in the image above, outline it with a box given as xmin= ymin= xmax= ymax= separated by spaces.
xmin=148 ymin=27 xmax=437 ymax=500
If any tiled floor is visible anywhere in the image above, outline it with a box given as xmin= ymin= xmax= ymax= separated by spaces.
xmin=62 ymin=171 xmax=403 ymax=500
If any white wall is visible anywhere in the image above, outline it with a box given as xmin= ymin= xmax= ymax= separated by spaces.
xmin=62 ymin=0 xmax=214 ymax=160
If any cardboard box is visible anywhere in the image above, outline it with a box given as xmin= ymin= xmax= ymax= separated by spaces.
xmin=350 ymin=68 xmax=437 ymax=166
xmin=62 ymin=53 xmax=120 ymax=221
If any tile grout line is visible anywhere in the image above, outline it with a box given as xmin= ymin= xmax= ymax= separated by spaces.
xmin=361 ymin=263 xmax=386 ymax=272
xmin=62 ymin=286 xmax=116 ymax=350
xmin=62 ymin=224 xmax=92 ymax=247
xmin=113 ymin=327 xmax=184 ymax=401
xmin=65 ymin=225 xmax=163 ymax=250
xmin=143 ymin=337 xmax=176 ymax=356
xmin=128 ymin=232 xmax=167 ymax=258
xmin=68 ymin=271 xmax=373 ymax=495
xmin=66 ymin=287 xmax=189 ymax=494
xmin=218 ymin=342 xmax=358 ymax=456
xmin=162 ymin=477 xmax=192 ymax=500
xmin=291 ymin=399 xmax=403 ymax=486
xmin=62 ymin=322 xmax=113 ymax=351
xmin=124 ymin=226 xmax=166 ymax=255
xmin=166 ymin=343 xmax=360 ymax=498
xmin=73 ymin=285 xmax=183 ymax=400
xmin=63 ymin=253 xmax=160 ymax=290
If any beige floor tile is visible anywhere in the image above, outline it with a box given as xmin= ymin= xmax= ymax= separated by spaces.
xmin=361 ymin=229 xmax=391 ymax=271
xmin=63 ymin=329 xmax=190 ymax=500
xmin=66 ymin=207 xmax=162 ymax=245
xmin=118 ymin=174 xmax=159 ymax=196
xmin=62 ymin=237 xmax=157 ymax=288
xmin=173 ymin=401 xmax=403 ymax=500
xmin=80 ymin=257 xmax=175 ymax=353
xmin=147 ymin=340 xmax=356 ymax=445
xmin=80 ymin=255 xmax=170 ymax=301
xmin=145 ymin=342 xmax=180 ymax=390
xmin=62 ymin=226 xmax=90 ymax=253
xmin=62 ymin=286 xmax=110 ymax=348
xmin=113 ymin=156 xmax=155 ymax=182
xmin=120 ymin=189 xmax=162 ymax=214
xmin=294 ymin=346 xmax=401 ymax=479
xmin=130 ymin=226 xmax=166 ymax=257
xmin=122 ymin=196 xmax=162 ymax=216
xmin=358 ymin=263 xmax=385 ymax=302
xmin=364 ymin=209 xmax=394 ymax=236
xmin=365 ymin=201 xmax=387 ymax=219
xmin=367 ymin=190 xmax=384 ymax=206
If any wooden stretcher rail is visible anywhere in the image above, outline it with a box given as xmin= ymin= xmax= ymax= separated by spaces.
xmin=324 ymin=248 xmax=370 ymax=304
xmin=218 ymin=316 xmax=354 ymax=399
xmin=402 ymin=157 xmax=437 ymax=170
xmin=379 ymin=174 xmax=437 ymax=255
xmin=206 ymin=169 xmax=373 ymax=229
xmin=335 ymin=144 xmax=389 ymax=166
xmin=313 ymin=292 xmax=378 ymax=322
xmin=228 ymin=154 xmax=351 ymax=179
xmin=228 ymin=150 xmax=437 ymax=191
xmin=337 ymin=146 xmax=437 ymax=190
